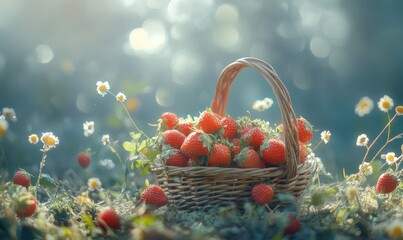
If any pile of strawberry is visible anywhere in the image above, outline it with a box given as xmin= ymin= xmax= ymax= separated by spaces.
xmin=155 ymin=108 xmax=314 ymax=169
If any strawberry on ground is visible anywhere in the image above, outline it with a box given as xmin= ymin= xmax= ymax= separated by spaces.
xmin=235 ymin=148 xmax=265 ymax=168
xmin=158 ymin=112 xmax=179 ymax=132
xmin=13 ymin=171 xmax=31 ymax=189
xmin=98 ymin=207 xmax=121 ymax=230
xmin=141 ymin=185 xmax=169 ymax=207
xmin=376 ymin=172 xmax=398 ymax=194
xmin=180 ymin=132 xmax=210 ymax=157
xmin=221 ymin=117 xmax=237 ymax=139
xmin=198 ymin=110 xmax=222 ymax=134
xmin=177 ymin=121 xmax=193 ymax=136
xmin=163 ymin=129 xmax=186 ymax=149
xmin=260 ymin=139 xmax=286 ymax=165
xmin=242 ymin=127 xmax=266 ymax=150
xmin=164 ymin=149 xmax=188 ymax=167
xmin=297 ymin=117 xmax=313 ymax=144
xmin=251 ymin=183 xmax=274 ymax=205
xmin=208 ymin=143 xmax=231 ymax=167
xmin=15 ymin=193 xmax=36 ymax=218
xmin=284 ymin=214 xmax=301 ymax=235
xmin=77 ymin=151 xmax=91 ymax=169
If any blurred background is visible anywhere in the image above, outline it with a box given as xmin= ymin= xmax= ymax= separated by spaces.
xmin=1 ymin=0 xmax=402 ymax=184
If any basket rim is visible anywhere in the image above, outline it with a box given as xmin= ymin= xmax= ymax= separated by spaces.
xmin=151 ymin=160 xmax=316 ymax=179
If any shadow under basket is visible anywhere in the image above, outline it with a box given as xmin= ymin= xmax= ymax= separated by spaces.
xmin=152 ymin=57 xmax=317 ymax=211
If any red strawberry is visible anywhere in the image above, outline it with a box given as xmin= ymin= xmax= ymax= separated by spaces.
xmin=163 ymin=129 xmax=186 ymax=149
xmin=232 ymin=145 xmax=241 ymax=155
xmin=15 ymin=193 xmax=36 ymax=218
xmin=198 ymin=110 xmax=222 ymax=134
xmin=232 ymin=138 xmax=240 ymax=146
xmin=299 ymin=144 xmax=310 ymax=164
xmin=77 ymin=151 xmax=91 ymax=169
xmin=180 ymin=132 xmax=210 ymax=157
xmin=13 ymin=171 xmax=31 ymax=188
xmin=260 ymin=139 xmax=286 ymax=165
xmin=242 ymin=127 xmax=266 ymax=150
xmin=251 ymin=183 xmax=274 ymax=205
xmin=235 ymin=148 xmax=265 ymax=168
xmin=221 ymin=117 xmax=237 ymax=139
xmin=165 ymin=149 xmax=187 ymax=167
xmin=376 ymin=173 xmax=398 ymax=194
xmin=284 ymin=214 xmax=301 ymax=235
xmin=208 ymin=143 xmax=231 ymax=167
xmin=98 ymin=207 xmax=121 ymax=230
xmin=177 ymin=122 xmax=193 ymax=136
xmin=141 ymin=185 xmax=169 ymax=207
xmin=158 ymin=112 xmax=179 ymax=132
xmin=297 ymin=117 xmax=313 ymax=144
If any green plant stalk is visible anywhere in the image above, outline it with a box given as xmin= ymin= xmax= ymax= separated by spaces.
xmin=361 ymin=113 xmax=397 ymax=165
xmin=35 ymin=150 xmax=48 ymax=197
xmin=368 ymin=133 xmax=403 ymax=165
xmin=108 ymin=143 xmax=127 ymax=187
xmin=108 ymin=91 xmax=150 ymax=139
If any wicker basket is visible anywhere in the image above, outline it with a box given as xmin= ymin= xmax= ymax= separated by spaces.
xmin=152 ymin=57 xmax=316 ymax=211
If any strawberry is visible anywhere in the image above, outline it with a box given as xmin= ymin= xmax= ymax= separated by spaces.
xmin=15 ymin=193 xmax=36 ymax=218
xmin=165 ymin=149 xmax=187 ymax=167
xmin=232 ymin=138 xmax=240 ymax=146
xmin=297 ymin=117 xmax=313 ymax=144
xmin=177 ymin=122 xmax=193 ymax=136
xmin=221 ymin=117 xmax=237 ymax=139
xmin=163 ymin=129 xmax=186 ymax=149
xmin=180 ymin=132 xmax=210 ymax=157
xmin=158 ymin=112 xmax=179 ymax=132
xmin=232 ymin=145 xmax=241 ymax=155
xmin=98 ymin=207 xmax=121 ymax=230
xmin=376 ymin=172 xmax=398 ymax=194
xmin=13 ymin=170 xmax=31 ymax=188
xmin=284 ymin=214 xmax=301 ymax=235
xmin=235 ymin=148 xmax=265 ymax=168
xmin=260 ymin=139 xmax=286 ymax=165
xmin=141 ymin=185 xmax=169 ymax=207
xmin=208 ymin=143 xmax=231 ymax=167
xmin=251 ymin=183 xmax=274 ymax=205
xmin=242 ymin=127 xmax=266 ymax=150
xmin=198 ymin=110 xmax=222 ymax=134
xmin=77 ymin=151 xmax=91 ymax=169
xmin=299 ymin=144 xmax=310 ymax=164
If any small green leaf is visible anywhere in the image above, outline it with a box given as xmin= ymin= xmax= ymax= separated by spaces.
xmin=141 ymin=166 xmax=150 ymax=175
xmin=39 ymin=174 xmax=57 ymax=189
xmin=130 ymin=132 xmax=142 ymax=141
xmin=145 ymin=179 xmax=150 ymax=187
xmin=123 ymin=141 xmax=137 ymax=152
xmin=145 ymin=149 xmax=160 ymax=161
xmin=83 ymin=214 xmax=94 ymax=229
xmin=336 ymin=208 xmax=349 ymax=224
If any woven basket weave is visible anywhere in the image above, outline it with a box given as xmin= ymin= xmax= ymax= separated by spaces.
xmin=152 ymin=57 xmax=316 ymax=211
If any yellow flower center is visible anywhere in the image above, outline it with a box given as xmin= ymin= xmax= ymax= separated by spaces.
xmin=30 ymin=135 xmax=38 ymax=143
xmin=389 ymin=226 xmax=403 ymax=238
xmin=359 ymin=101 xmax=368 ymax=109
xmin=0 ymin=126 xmax=6 ymax=137
xmin=43 ymin=135 xmax=56 ymax=145
xmin=98 ymin=85 xmax=107 ymax=93
xmin=396 ymin=106 xmax=403 ymax=115
xmin=387 ymin=154 xmax=395 ymax=162
xmin=382 ymin=101 xmax=391 ymax=109
xmin=118 ymin=95 xmax=124 ymax=102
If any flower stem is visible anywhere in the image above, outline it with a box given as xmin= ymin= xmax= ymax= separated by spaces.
xmin=368 ymin=133 xmax=403 ymax=164
xmin=361 ymin=113 xmax=397 ymax=164
xmin=35 ymin=150 xmax=47 ymax=197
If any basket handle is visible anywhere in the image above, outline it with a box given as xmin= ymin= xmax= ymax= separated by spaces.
xmin=211 ymin=57 xmax=300 ymax=179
